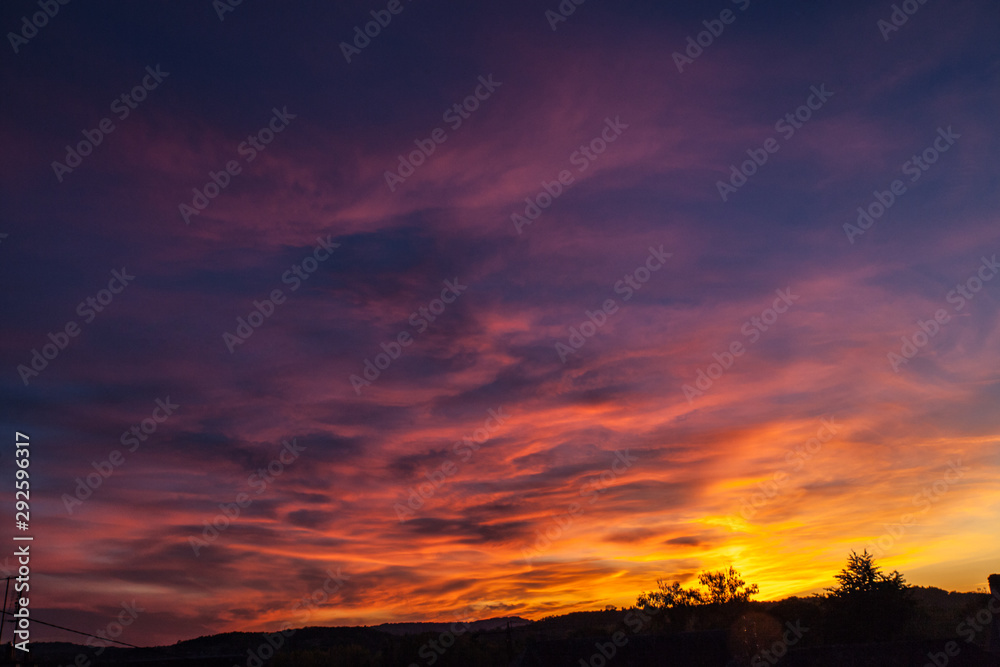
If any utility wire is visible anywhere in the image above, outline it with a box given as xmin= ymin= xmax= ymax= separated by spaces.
xmin=0 ymin=612 xmax=144 ymax=649
xmin=0 ymin=608 xmax=183 ymax=659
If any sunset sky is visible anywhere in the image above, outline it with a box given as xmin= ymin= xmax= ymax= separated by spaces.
xmin=1 ymin=0 xmax=999 ymax=648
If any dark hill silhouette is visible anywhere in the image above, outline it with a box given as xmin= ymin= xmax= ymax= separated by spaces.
xmin=373 ymin=615 xmax=531 ymax=635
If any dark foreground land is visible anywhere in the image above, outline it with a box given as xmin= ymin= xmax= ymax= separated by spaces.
xmin=9 ymin=588 xmax=1000 ymax=667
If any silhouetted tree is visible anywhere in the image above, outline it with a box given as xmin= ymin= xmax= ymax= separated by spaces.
xmin=988 ymin=574 xmax=1000 ymax=656
xmin=637 ymin=566 xmax=759 ymax=632
xmin=637 ymin=580 xmax=704 ymax=609
xmin=822 ymin=549 xmax=915 ymax=642
xmin=699 ymin=566 xmax=760 ymax=604
xmin=637 ymin=579 xmax=703 ymax=631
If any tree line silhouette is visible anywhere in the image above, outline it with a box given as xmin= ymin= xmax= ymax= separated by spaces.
xmin=632 ymin=549 xmax=991 ymax=649
xmin=26 ymin=551 xmax=998 ymax=666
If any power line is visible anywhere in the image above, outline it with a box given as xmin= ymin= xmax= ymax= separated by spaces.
xmin=0 ymin=612 xmax=144 ymax=649
xmin=0 ymin=577 xmax=7 ymax=648
xmin=0 ymin=579 xmax=173 ymax=656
